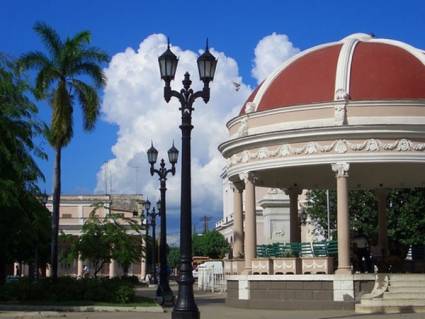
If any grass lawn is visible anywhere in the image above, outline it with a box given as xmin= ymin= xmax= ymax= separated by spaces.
xmin=1 ymin=296 xmax=157 ymax=307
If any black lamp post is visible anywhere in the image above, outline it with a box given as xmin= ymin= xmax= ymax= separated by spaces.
xmin=147 ymin=142 xmax=179 ymax=304
xmin=144 ymin=199 xmax=160 ymax=284
xmin=33 ymin=192 xmax=49 ymax=280
xmin=158 ymin=40 xmax=217 ymax=319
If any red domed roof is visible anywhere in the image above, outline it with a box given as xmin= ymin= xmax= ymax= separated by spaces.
xmin=241 ymin=34 xmax=425 ymax=115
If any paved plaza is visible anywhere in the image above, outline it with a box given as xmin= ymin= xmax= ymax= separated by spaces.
xmin=1 ymin=286 xmax=424 ymax=319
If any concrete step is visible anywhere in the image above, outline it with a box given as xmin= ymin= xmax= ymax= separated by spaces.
xmin=360 ymin=298 xmax=425 ymax=307
xmin=383 ymin=292 xmax=425 ymax=300
xmin=389 ymin=274 xmax=425 ymax=281
xmin=356 ymin=303 xmax=425 ymax=314
xmin=389 ymin=281 xmax=425 ymax=288
xmin=389 ymin=286 xmax=425 ymax=293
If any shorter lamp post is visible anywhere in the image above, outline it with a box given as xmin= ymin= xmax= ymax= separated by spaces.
xmin=144 ymin=199 xmax=160 ymax=284
xmin=147 ymin=142 xmax=178 ymax=303
xmin=34 ymin=192 xmax=49 ymax=280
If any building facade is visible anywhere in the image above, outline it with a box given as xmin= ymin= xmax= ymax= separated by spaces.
xmin=17 ymin=194 xmax=147 ymax=279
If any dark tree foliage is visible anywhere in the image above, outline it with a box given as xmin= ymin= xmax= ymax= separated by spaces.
xmin=167 ymin=246 xmax=180 ymax=269
xmin=0 ymin=56 xmax=49 ymax=283
xmin=305 ymin=188 xmax=425 ymax=247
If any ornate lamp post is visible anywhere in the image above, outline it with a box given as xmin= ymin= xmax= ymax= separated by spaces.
xmin=147 ymin=142 xmax=179 ymax=304
xmin=158 ymin=40 xmax=217 ymax=319
xmin=144 ymin=199 xmax=160 ymax=284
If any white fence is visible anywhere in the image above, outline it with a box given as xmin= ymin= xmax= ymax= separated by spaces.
xmin=197 ymin=267 xmax=227 ymax=292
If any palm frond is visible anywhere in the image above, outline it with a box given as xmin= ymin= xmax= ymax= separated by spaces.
xmin=72 ymin=79 xmax=100 ymax=131
xmin=71 ymin=30 xmax=91 ymax=47
xmin=50 ymin=81 xmax=73 ymax=147
xmin=70 ymin=62 xmax=106 ymax=87
xmin=34 ymin=66 xmax=59 ymax=99
xmin=33 ymin=22 xmax=63 ymax=58
xmin=17 ymin=51 xmax=50 ymax=72
xmin=80 ymin=46 xmax=109 ymax=64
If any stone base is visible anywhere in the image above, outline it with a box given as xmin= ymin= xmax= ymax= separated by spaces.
xmin=226 ymin=274 xmax=375 ymax=310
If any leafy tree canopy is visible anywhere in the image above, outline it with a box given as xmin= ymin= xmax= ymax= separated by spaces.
xmin=192 ymin=230 xmax=230 ymax=259
xmin=305 ymin=188 xmax=425 ymax=247
xmin=0 ymin=55 xmax=49 ymax=282
xmin=62 ymin=202 xmax=144 ymax=277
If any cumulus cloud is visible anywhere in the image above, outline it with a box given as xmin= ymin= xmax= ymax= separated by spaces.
xmin=95 ymin=34 xmax=251 ymax=221
xmin=252 ymin=33 xmax=299 ymax=84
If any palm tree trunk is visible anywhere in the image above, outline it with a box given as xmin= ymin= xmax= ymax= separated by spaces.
xmin=51 ymin=146 xmax=62 ymax=280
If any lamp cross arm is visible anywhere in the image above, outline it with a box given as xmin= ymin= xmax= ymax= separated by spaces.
xmin=164 ymin=85 xmax=183 ymax=103
xmin=189 ymin=85 xmax=210 ymax=105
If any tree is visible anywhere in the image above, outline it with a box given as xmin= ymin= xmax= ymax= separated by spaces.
xmin=305 ymin=190 xmax=377 ymax=240
xmin=76 ymin=213 xmax=112 ymax=277
xmin=0 ymin=56 xmax=48 ymax=283
xmin=107 ymin=216 xmax=143 ymax=276
xmin=305 ymin=188 xmax=425 ymax=250
xmin=192 ymin=230 xmax=230 ymax=259
xmin=18 ymin=22 xmax=109 ymax=279
xmin=64 ymin=203 xmax=144 ymax=277
xmin=167 ymin=246 xmax=180 ymax=269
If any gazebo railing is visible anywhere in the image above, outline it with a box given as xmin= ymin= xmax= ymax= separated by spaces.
xmin=256 ymin=240 xmax=338 ymax=258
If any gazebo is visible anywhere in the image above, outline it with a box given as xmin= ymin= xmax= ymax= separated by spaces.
xmin=219 ymin=33 xmax=425 ymax=311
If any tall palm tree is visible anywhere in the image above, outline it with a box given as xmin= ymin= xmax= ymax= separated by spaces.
xmin=19 ymin=22 xmax=109 ymax=279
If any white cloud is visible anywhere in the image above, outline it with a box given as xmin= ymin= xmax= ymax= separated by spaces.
xmin=96 ymin=33 xmax=301 ymax=224
xmin=252 ymin=33 xmax=300 ymax=84
xmin=95 ymin=34 xmax=251 ymax=220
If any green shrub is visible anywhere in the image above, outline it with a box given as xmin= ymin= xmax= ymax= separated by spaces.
xmin=0 ymin=277 xmax=136 ymax=303
xmin=114 ymin=285 xmax=135 ymax=304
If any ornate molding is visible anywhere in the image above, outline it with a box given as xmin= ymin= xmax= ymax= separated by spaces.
xmin=238 ymin=172 xmax=257 ymax=184
xmin=236 ymin=116 xmax=248 ymax=137
xmin=228 ymin=138 xmax=425 ymax=167
xmin=332 ymin=162 xmax=350 ymax=177
xmin=334 ymin=88 xmax=349 ymax=126
xmin=245 ymin=101 xmax=256 ymax=114
xmin=284 ymin=187 xmax=302 ymax=197
xmin=267 ymin=188 xmax=285 ymax=195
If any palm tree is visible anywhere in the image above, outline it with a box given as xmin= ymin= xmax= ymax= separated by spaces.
xmin=18 ymin=22 xmax=109 ymax=279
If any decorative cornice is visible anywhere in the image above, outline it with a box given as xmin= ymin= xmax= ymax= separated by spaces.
xmin=227 ymin=138 xmax=425 ymax=167
xmin=284 ymin=187 xmax=302 ymax=197
xmin=236 ymin=116 xmax=249 ymax=137
xmin=239 ymin=172 xmax=257 ymax=184
xmin=331 ymin=162 xmax=350 ymax=177
xmin=227 ymin=100 xmax=425 ymax=133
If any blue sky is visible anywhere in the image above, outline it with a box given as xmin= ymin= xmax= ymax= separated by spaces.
xmin=2 ymin=0 xmax=425 ymax=235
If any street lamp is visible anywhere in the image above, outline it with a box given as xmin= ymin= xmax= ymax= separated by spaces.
xmin=144 ymin=199 xmax=160 ymax=285
xmin=158 ymin=39 xmax=217 ymax=319
xmin=147 ymin=142 xmax=178 ymax=305
xmin=33 ymin=192 xmax=49 ymax=280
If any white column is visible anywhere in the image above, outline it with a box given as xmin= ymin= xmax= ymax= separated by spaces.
xmin=232 ymin=181 xmax=244 ymax=258
xmin=46 ymin=264 xmax=51 ymax=277
xmin=140 ymin=234 xmax=147 ymax=280
xmin=140 ymin=257 xmax=146 ymax=280
xmin=77 ymin=254 xmax=83 ymax=278
xmin=332 ymin=162 xmax=351 ymax=274
xmin=375 ymin=189 xmax=389 ymax=257
xmin=109 ymin=259 xmax=116 ymax=278
xmin=13 ymin=262 xmax=19 ymax=276
xmin=241 ymin=173 xmax=256 ymax=273
xmin=285 ymin=188 xmax=302 ymax=243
